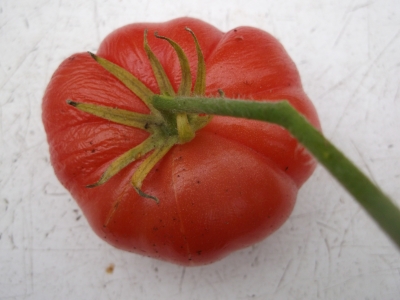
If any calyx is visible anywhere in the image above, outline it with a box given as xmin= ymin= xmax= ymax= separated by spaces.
xmin=67 ymin=28 xmax=212 ymax=202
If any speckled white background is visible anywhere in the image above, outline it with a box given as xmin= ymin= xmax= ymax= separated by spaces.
xmin=1 ymin=0 xmax=400 ymax=299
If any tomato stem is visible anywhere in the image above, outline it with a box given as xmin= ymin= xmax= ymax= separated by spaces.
xmin=152 ymin=95 xmax=400 ymax=250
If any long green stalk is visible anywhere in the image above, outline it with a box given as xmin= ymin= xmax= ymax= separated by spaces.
xmin=152 ymin=95 xmax=400 ymax=249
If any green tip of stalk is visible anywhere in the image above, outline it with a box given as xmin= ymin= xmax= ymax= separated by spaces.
xmin=134 ymin=187 xmax=159 ymax=203
xmin=86 ymin=183 xmax=100 ymax=188
xmin=88 ymin=51 xmax=97 ymax=60
xmin=66 ymin=99 xmax=78 ymax=107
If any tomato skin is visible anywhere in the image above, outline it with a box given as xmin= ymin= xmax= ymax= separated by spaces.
xmin=42 ymin=17 xmax=320 ymax=265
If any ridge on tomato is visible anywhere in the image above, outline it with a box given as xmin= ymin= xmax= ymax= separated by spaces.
xmin=42 ymin=17 xmax=320 ymax=266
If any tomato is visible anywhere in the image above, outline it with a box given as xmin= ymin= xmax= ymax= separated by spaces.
xmin=42 ymin=17 xmax=320 ymax=266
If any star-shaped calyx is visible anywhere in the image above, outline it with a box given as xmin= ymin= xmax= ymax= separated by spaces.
xmin=67 ymin=28 xmax=212 ymax=202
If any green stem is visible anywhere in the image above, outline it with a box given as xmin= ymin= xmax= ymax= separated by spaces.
xmin=152 ymin=95 xmax=400 ymax=249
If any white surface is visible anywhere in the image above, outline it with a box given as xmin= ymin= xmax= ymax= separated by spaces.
xmin=1 ymin=0 xmax=400 ymax=299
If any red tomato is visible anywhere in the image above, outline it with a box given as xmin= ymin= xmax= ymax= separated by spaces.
xmin=42 ymin=17 xmax=320 ymax=265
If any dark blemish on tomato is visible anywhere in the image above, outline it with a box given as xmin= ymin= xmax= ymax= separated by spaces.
xmin=234 ymin=29 xmax=238 ymax=32
xmin=197 ymin=250 xmax=202 ymax=255
xmin=153 ymin=227 xmax=158 ymax=231
xmin=285 ymin=166 xmax=289 ymax=171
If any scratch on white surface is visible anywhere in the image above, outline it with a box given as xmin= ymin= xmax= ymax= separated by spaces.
xmin=394 ymin=84 xmax=400 ymax=103
xmin=0 ymin=34 xmax=45 ymax=91
xmin=316 ymin=220 xmax=340 ymax=233
xmin=0 ymin=105 xmax=3 ymax=166
xmin=43 ymin=182 xmax=69 ymax=196
xmin=0 ymin=198 xmax=9 ymax=215
xmin=351 ymin=2 xmax=372 ymax=12
xmin=338 ymin=208 xmax=361 ymax=257
xmin=23 ymin=92 xmax=32 ymax=140
xmin=314 ymin=66 xmax=331 ymax=81
xmin=325 ymin=267 xmax=400 ymax=294
xmin=376 ymin=253 xmax=397 ymax=271
xmin=179 ymin=267 xmax=186 ymax=293
xmin=351 ymin=29 xmax=400 ymax=98
xmin=202 ymin=275 xmax=219 ymax=298
xmin=274 ymin=259 xmax=292 ymax=293
xmin=2 ymin=199 xmax=20 ymax=249
xmin=324 ymin=238 xmax=332 ymax=283
xmin=0 ymin=62 xmax=5 ymax=89
xmin=316 ymin=63 xmax=363 ymax=100
xmin=93 ymin=0 xmax=101 ymax=44
xmin=25 ymin=195 xmax=34 ymax=297
xmin=333 ymin=16 xmax=351 ymax=47
xmin=3 ymin=154 xmax=23 ymax=197
xmin=332 ymin=0 xmax=372 ymax=47
xmin=331 ymin=28 xmax=400 ymax=137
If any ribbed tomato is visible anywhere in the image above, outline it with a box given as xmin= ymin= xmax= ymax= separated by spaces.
xmin=42 ymin=17 xmax=320 ymax=265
